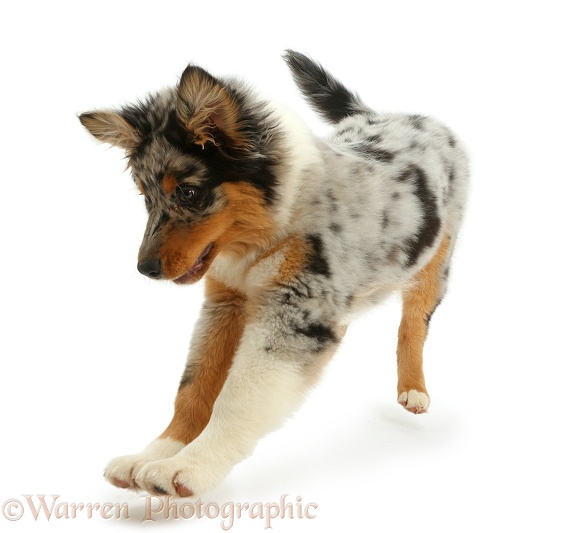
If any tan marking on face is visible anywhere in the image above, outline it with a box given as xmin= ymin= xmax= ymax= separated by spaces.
xmin=397 ymin=234 xmax=451 ymax=400
xmin=162 ymin=174 xmax=178 ymax=195
xmin=159 ymin=182 xmax=276 ymax=280
xmin=160 ymin=211 xmax=233 ymax=280
xmin=160 ymin=276 xmax=246 ymax=444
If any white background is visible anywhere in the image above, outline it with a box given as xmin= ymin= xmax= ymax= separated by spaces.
xmin=1 ymin=1 xmax=575 ymax=531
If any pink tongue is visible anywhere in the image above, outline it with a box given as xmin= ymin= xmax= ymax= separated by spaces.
xmin=188 ymin=243 xmax=212 ymax=275
xmin=189 ymin=260 xmax=203 ymax=273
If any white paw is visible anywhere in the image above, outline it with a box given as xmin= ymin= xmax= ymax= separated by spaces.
xmin=134 ymin=452 xmax=224 ymax=497
xmin=398 ymin=390 xmax=430 ymax=414
xmin=104 ymin=438 xmax=185 ymax=490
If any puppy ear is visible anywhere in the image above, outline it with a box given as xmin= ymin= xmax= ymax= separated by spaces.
xmin=176 ymin=65 xmax=249 ymax=153
xmin=78 ymin=111 xmax=139 ymax=151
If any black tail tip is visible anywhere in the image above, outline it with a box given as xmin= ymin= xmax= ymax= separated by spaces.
xmin=281 ymin=49 xmax=368 ymax=125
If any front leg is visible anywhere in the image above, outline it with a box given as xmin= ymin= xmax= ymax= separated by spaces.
xmin=135 ymin=286 xmax=343 ymax=497
xmin=104 ymin=277 xmax=245 ymax=490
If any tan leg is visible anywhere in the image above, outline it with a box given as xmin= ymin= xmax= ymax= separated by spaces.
xmin=397 ymin=234 xmax=451 ymax=414
xmin=160 ymin=276 xmax=246 ymax=443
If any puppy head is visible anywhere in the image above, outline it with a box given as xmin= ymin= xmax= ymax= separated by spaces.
xmin=80 ymin=65 xmax=280 ymax=283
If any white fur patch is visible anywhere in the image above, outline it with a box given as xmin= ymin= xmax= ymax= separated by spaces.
xmin=267 ymin=101 xmax=323 ymax=228
xmin=134 ymin=330 xmax=309 ymax=496
xmin=398 ymin=390 xmax=430 ymax=414
xmin=104 ymin=438 xmax=184 ymax=489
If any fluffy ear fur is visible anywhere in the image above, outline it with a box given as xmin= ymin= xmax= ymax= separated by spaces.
xmin=176 ymin=66 xmax=250 ymax=153
xmin=79 ymin=111 xmax=139 ymax=151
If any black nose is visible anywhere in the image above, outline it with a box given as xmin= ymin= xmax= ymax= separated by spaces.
xmin=137 ymin=258 xmax=162 ymax=279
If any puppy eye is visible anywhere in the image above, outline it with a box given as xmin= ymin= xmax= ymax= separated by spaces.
xmin=177 ymin=185 xmax=198 ymax=203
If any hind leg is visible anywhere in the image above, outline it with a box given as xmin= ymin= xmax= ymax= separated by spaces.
xmin=397 ymin=234 xmax=452 ymax=414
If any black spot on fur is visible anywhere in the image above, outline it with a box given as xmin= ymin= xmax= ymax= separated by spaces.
xmin=178 ymin=376 xmax=191 ymax=391
xmin=337 ymin=126 xmax=354 ymax=136
xmin=326 ymin=189 xmax=337 ymax=209
xmin=399 ymin=165 xmax=441 ymax=267
xmin=409 ymin=114 xmax=427 ymax=130
xmin=295 ymin=322 xmax=336 ymax=351
xmin=329 ymin=222 xmax=342 ymax=233
xmin=281 ymin=281 xmax=311 ymax=302
xmin=381 ymin=211 xmax=390 ymax=228
xmin=425 ymin=297 xmax=443 ymax=327
xmin=152 ymin=211 xmax=170 ymax=235
xmin=391 ymin=192 xmax=401 ymax=200
xmin=178 ymin=362 xmax=197 ymax=391
xmin=306 ymin=234 xmax=331 ymax=277
xmin=395 ymin=170 xmax=411 ymax=182
xmin=361 ymin=146 xmax=395 ymax=163
xmin=409 ymin=140 xmax=422 ymax=151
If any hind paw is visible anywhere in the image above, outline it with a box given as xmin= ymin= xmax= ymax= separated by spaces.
xmin=398 ymin=390 xmax=430 ymax=414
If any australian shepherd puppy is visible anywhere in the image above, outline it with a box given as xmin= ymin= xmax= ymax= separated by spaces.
xmin=79 ymin=51 xmax=468 ymax=497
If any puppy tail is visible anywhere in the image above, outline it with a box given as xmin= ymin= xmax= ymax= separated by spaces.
xmin=283 ymin=50 xmax=372 ymax=124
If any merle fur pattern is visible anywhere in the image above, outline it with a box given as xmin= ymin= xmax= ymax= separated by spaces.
xmin=79 ymin=50 xmax=468 ymax=497
xmin=80 ymin=49 xmax=468 ymax=387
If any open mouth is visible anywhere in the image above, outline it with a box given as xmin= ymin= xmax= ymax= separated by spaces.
xmin=173 ymin=242 xmax=214 ymax=285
